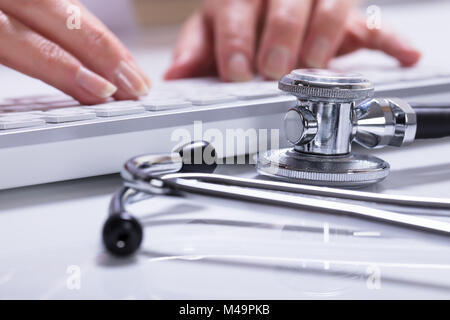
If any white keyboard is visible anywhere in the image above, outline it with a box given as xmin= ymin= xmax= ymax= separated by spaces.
xmin=0 ymin=81 xmax=283 ymax=128
xmin=1 ymin=67 xmax=450 ymax=189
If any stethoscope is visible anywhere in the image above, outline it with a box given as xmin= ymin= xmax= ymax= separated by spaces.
xmin=102 ymin=69 xmax=450 ymax=257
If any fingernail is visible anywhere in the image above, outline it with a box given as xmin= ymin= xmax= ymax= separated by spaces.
xmin=398 ymin=41 xmax=422 ymax=66
xmin=262 ymin=46 xmax=291 ymax=80
xmin=400 ymin=50 xmax=421 ymax=66
xmin=115 ymin=60 xmax=149 ymax=97
xmin=305 ymin=37 xmax=331 ymax=68
xmin=227 ymin=53 xmax=253 ymax=82
xmin=76 ymin=66 xmax=117 ymax=99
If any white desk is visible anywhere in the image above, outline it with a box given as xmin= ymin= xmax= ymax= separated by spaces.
xmin=1 ymin=1 xmax=450 ymax=299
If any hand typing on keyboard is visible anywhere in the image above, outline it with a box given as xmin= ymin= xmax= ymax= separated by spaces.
xmin=0 ymin=0 xmax=150 ymax=105
xmin=165 ymin=0 xmax=422 ymax=82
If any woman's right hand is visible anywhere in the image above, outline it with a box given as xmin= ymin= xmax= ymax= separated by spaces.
xmin=165 ymin=0 xmax=421 ymax=82
xmin=0 ymin=0 xmax=150 ymax=104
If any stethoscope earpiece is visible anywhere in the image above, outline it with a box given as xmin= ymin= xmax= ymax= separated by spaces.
xmin=102 ymin=140 xmax=218 ymax=257
xmin=102 ymin=210 xmax=143 ymax=257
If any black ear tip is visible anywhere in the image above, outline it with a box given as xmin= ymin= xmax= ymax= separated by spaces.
xmin=102 ymin=212 xmax=143 ymax=257
xmin=178 ymin=141 xmax=217 ymax=173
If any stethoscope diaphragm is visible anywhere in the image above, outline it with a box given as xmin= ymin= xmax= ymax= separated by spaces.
xmin=256 ymin=148 xmax=390 ymax=187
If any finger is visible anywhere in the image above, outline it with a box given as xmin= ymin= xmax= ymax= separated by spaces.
xmin=206 ymin=0 xmax=262 ymax=82
xmin=164 ymin=11 xmax=215 ymax=80
xmin=337 ymin=14 xmax=421 ymax=66
xmin=257 ymin=0 xmax=312 ymax=80
xmin=301 ymin=0 xmax=356 ymax=68
xmin=0 ymin=11 xmax=117 ymax=105
xmin=0 ymin=0 xmax=150 ymax=99
xmin=129 ymin=59 xmax=152 ymax=88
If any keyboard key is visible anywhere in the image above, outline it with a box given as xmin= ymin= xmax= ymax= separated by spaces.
xmin=187 ymin=94 xmax=237 ymax=105
xmin=45 ymin=100 xmax=81 ymax=108
xmin=0 ymin=111 xmax=44 ymax=117
xmin=48 ymin=107 xmax=89 ymax=112
xmin=229 ymin=88 xmax=282 ymax=99
xmin=103 ymin=100 xmax=144 ymax=108
xmin=0 ymin=105 xmax=47 ymax=113
xmin=142 ymin=99 xmax=192 ymax=111
xmin=41 ymin=110 xmax=96 ymax=123
xmin=89 ymin=105 xmax=146 ymax=117
xmin=4 ymin=94 xmax=71 ymax=104
xmin=0 ymin=116 xmax=45 ymax=130
xmin=142 ymin=92 xmax=181 ymax=100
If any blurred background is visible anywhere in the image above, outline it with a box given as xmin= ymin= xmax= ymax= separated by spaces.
xmin=77 ymin=0 xmax=448 ymax=81
xmin=132 ymin=0 xmax=203 ymax=26
xmin=82 ymin=0 xmax=444 ymax=31
xmin=130 ymin=0 xmax=440 ymax=26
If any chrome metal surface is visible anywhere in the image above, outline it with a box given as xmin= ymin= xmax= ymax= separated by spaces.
xmin=279 ymin=69 xmax=374 ymax=103
xmin=293 ymin=101 xmax=355 ymax=155
xmin=161 ymin=172 xmax=450 ymax=209
xmin=276 ymin=69 xmax=418 ymax=186
xmin=284 ymin=107 xmax=318 ymax=146
xmin=355 ymin=98 xmax=417 ymax=148
xmin=157 ymin=175 xmax=450 ymax=237
xmin=279 ymin=69 xmax=375 ymax=156
xmin=387 ymin=98 xmax=417 ymax=147
xmin=122 ymin=153 xmax=182 ymax=182
xmin=123 ymin=151 xmax=450 ymax=210
xmin=257 ymin=148 xmax=390 ymax=187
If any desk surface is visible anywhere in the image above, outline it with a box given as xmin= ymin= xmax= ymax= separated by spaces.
xmin=1 ymin=1 xmax=450 ymax=299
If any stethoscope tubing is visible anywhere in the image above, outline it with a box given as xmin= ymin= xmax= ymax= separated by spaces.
xmin=115 ymin=172 xmax=450 ymax=237
xmin=161 ymin=172 xmax=450 ymax=209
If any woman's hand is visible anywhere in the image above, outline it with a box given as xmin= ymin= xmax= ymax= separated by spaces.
xmin=0 ymin=0 xmax=150 ymax=104
xmin=165 ymin=0 xmax=421 ymax=81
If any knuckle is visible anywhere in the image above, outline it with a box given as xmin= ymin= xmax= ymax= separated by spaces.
xmin=317 ymin=6 xmax=346 ymax=27
xmin=219 ymin=24 xmax=249 ymax=42
xmin=85 ymin=24 xmax=122 ymax=61
xmin=219 ymin=29 xmax=253 ymax=52
xmin=217 ymin=21 xmax=253 ymax=46
xmin=37 ymin=39 xmax=66 ymax=63
xmin=268 ymin=13 xmax=300 ymax=33
xmin=208 ymin=0 xmax=261 ymax=17
xmin=88 ymin=26 xmax=111 ymax=48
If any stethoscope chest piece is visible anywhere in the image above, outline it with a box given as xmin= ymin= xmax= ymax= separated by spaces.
xmin=257 ymin=69 xmax=416 ymax=187
xmin=257 ymin=148 xmax=390 ymax=187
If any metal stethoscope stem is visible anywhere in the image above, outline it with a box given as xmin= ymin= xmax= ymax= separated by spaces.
xmin=103 ymin=141 xmax=450 ymax=257
xmin=102 ymin=69 xmax=450 ymax=257
xmin=160 ymin=172 xmax=450 ymax=210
